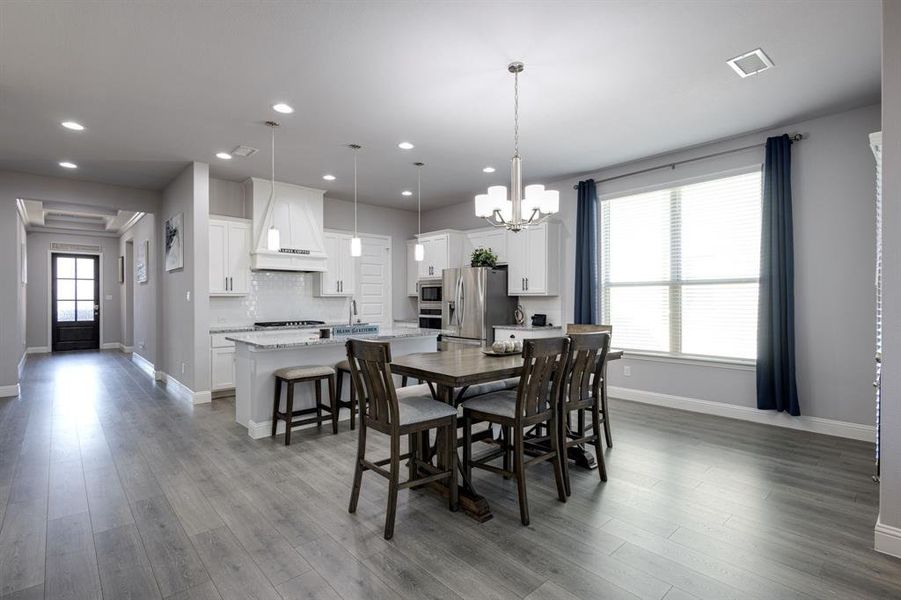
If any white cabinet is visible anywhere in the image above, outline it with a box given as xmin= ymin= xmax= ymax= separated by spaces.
xmin=210 ymin=334 xmax=236 ymax=391
xmin=416 ymin=231 xmax=465 ymax=279
xmin=506 ymin=222 xmax=560 ymax=296
xmin=494 ymin=327 xmax=563 ymax=342
xmin=406 ymin=240 xmax=418 ymax=296
xmin=467 ymin=229 xmax=508 ymax=264
xmin=209 ymin=217 xmax=251 ymax=296
xmin=315 ymin=231 xmax=356 ymax=297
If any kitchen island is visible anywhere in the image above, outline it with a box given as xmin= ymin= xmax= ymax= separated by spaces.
xmin=227 ymin=326 xmax=440 ymax=438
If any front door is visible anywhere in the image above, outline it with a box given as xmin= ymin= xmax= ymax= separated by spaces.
xmin=51 ymin=253 xmax=100 ymax=351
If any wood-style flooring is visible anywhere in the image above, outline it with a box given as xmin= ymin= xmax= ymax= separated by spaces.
xmin=0 ymin=350 xmax=897 ymax=599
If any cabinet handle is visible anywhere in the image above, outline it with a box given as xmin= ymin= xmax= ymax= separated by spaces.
xmin=340 ymin=280 xmax=343 ymax=293
xmin=229 ymin=277 xmax=233 ymax=291
xmin=526 ymin=277 xmax=528 ymax=291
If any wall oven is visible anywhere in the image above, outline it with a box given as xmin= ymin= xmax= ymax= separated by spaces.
xmin=418 ymin=306 xmax=443 ymax=330
xmin=418 ymin=280 xmax=443 ymax=303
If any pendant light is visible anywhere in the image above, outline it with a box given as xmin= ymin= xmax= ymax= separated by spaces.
xmin=414 ymin=162 xmax=424 ymax=261
xmin=349 ymin=144 xmax=362 ymax=257
xmin=474 ymin=62 xmax=559 ymax=232
xmin=265 ymin=121 xmax=281 ymax=251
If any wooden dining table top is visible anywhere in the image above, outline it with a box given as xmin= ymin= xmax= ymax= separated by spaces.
xmin=390 ymin=347 xmax=623 ymax=389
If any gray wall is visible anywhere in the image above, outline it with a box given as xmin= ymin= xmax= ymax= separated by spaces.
xmin=160 ymin=163 xmax=210 ymax=393
xmin=120 ymin=213 xmax=157 ymax=365
xmin=26 ymin=232 xmax=122 ymax=349
xmin=422 ymin=104 xmax=880 ymax=426
xmin=0 ymin=170 xmax=160 ymax=392
xmin=879 ymin=0 xmax=901 ymax=541
xmin=208 ymin=177 xmax=419 ymax=322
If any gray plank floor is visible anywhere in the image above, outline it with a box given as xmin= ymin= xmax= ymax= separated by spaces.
xmin=0 ymin=350 xmax=897 ymax=599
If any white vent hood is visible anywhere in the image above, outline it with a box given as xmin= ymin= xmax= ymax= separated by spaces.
xmin=244 ymin=177 xmax=329 ymax=272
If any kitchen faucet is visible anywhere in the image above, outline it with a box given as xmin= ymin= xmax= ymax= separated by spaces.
xmin=349 ymin=299 xmax=357 ymax=325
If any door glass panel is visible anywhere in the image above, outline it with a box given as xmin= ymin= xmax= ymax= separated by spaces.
xmin=77 ymin=301 xmax=94 ymax=321
xmin=57 ymin=279 xmax=76 ymax=300
xmin=77 ymin=258 xmax=95 ymax=279
xmin=76 ymin=279 xmax=94 ymax=300
xmin=57 ymin=301 xmax=76 ymax=322
xmin=57 ymin=257 xmax=76 ymax=278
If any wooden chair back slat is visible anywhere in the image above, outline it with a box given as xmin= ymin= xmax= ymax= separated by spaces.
xmin=346 ymin=339 xmax=399 ymax=429
xmin=515 ymin=337 xmax=571 ymax=418
xmin=564 ymin=332 xmax=611 ymax=406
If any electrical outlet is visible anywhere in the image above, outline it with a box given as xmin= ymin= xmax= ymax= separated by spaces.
xmin=623 ymin=366 xmax=631 ymax=377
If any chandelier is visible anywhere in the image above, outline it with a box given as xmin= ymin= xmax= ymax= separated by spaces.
xmin=474 ymin=62 xmax=559 ymax=232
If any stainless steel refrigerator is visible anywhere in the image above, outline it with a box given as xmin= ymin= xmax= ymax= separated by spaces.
xmin=440 ymin=267 xmax=517 ymax=349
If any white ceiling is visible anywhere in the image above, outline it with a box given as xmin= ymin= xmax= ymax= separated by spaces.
xmin=0 ymin=1 xmax=881 ymax=210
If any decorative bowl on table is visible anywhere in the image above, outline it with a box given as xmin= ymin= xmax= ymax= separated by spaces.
xmin=481 ymin=340 xmax=523 ymax=356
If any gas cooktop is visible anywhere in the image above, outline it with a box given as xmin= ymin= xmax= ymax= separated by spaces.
xmin=254 ymin=320 xmax=326 ymax=328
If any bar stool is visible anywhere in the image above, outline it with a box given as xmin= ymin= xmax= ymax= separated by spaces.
xmin=271 ymin=365 xmax=337 ymax=445
xmin=335 ymin=360 xmax=357 ymax=430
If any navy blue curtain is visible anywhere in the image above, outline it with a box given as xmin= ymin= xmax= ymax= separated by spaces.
xmin=574 ymin=179 xmax=599 ymax=324
xmin=757 ymin=135 xmax=800 ymax=416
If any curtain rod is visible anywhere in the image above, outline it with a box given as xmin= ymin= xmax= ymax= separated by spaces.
xmin=572 ymin=133 xmax=803 ymax=190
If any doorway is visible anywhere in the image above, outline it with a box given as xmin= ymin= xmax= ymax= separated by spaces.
xmin=51 ymin=253 xmax=100 ymax=351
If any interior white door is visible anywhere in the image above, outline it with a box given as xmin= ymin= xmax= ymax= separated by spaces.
xmin=356 ymin=236 xmax=392 ymax=326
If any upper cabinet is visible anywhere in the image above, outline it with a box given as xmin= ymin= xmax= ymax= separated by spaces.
xmin=506 ymin=222 xmax=560 ymax=296
xmin=406 ymin=240 xmax=418 ymax=296
xmin=209 ymin=216 xmax=251 ymax=296
xmin=466 ymin=228 xmax=508 ymax=264
xmin=314 ymin=231 xmax=356 ymax=297
xmin=416 ymin=230 xmax=465 ymax=279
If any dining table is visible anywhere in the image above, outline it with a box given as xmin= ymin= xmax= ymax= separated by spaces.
xmin=390 ymin=346 xmax=623 ymax=522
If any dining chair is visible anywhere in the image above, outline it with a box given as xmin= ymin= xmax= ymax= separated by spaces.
xmin=345 ymin=339 xmax=459 ymax=540
xmin=565 ymin=324 xmax=614 ymax=448
xmin=559 ymin=331 xmax=611 ymax=495
xmin=461 ymin=337 xmax=570 ymax=526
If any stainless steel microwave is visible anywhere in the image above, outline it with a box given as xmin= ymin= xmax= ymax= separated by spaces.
xmin=417 ymin=280 xmax=443 ymax=303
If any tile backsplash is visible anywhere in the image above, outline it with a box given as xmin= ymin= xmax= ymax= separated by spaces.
xmin=518 ymin=296 xmax=563 ymax=327
xmin=209 ymin=271 xmax=348 ymax=325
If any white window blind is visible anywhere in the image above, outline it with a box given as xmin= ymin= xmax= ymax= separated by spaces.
xmin=600 ymin=170 xmax=762 ymax=360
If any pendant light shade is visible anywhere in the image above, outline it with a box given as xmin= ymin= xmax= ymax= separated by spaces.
xmin=266 ymin=121 xmax=281 ymax=251
xmin=414 ymin=162 xmax=425 ymax=262
xmin=474 ymin=62 xmax=559 ymax=232
xmin=350 ymin=144 xmax=362 ymax=257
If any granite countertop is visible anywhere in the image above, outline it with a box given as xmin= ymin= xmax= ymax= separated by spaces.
xmin=210 ymin=321 xmax=358 ymax=334
xmin=493 ymin=324 xmax=562 ymax=330
xmin=225 ymin=327 xmax=442 ymax=350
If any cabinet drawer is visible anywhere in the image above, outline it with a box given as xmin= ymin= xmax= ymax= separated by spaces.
xmin=210 ymin=333 xmax=236 ymax=348
xmin=494 ymin=328 xmax=562 ymax=341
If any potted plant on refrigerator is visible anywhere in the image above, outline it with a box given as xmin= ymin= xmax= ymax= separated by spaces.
xmin=470 ymin=247 xmax=498 ymax=268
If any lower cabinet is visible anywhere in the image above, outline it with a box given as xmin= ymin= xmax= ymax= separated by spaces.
xmin=493 ymin=327 xmax=563 ymax=342
xmin=210 ymin=334 xmax=236 ymax=391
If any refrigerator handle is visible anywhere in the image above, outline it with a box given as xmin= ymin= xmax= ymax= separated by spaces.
xmin=458 ymin=275 xmax=465 ymax=328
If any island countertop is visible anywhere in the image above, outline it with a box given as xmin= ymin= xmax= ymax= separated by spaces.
xmin=226 ymin=326 xmax=445 ymax=350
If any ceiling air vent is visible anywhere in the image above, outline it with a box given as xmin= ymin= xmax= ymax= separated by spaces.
xmin=232 ymin=145 xmax=259 ymax=158
xmin=727 ymin=48 xmax=774 ymax=78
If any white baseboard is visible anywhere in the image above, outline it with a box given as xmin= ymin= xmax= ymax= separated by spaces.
xmin=119 ymin=344 xmax=134 ymax=353
xmin=26 ymin=346 xmax=50 ymax=354
xmin=246 ymin=415 xmax=350 ymax=440
xmin=131 ymin=352 xmax=157 ymax=377
xmin=0 ymin=384 xmax=20 ymax=398
xmin=192 ymin=391 xmax=212 ymax=405
xmin=608 ymin=386 xmax=875 ymax=442
xmin=158 ymin=372 xmax=211 ymax=405
xmin=100 ymin=342 xmax=119 ymax=350
xmin=875 ymin=516 xmax=901 ymax=559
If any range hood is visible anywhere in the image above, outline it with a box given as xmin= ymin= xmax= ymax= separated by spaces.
xmin=244 ymin=177 xmax=329 ymax=272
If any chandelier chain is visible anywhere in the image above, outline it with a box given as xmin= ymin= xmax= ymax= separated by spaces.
xmin=417 ymin=164 xmax=422 ymax=236
xmin=513 ymin=69 xmax=519 ymax=158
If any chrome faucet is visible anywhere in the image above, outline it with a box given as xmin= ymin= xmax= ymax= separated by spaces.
xmin=349 ymin=299 xmax=357 ymax=325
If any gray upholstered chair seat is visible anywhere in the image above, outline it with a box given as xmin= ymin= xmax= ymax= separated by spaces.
xmin=461 ymin=390 xmax=524 ymax=419
xmin=274 ymin=365 xmax=335 ymax=380
xmin=398 ymin=395 xmax=458 ymax=426
xmin=454 ymin=377 xmax=522 ymax=401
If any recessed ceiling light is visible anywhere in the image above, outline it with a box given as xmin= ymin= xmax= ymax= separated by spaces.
xmin=61 ymin=121 xmax=85 ymax=131
xmin=401 ymin=190 xmax=413 ymax=196
xmin=398 ymin=142 xmax=414 ymax=150
xmin=216 ymin=152 xmax=232 ymax=160
xmin=59 ymin=161 xmax=77 ymax=169
xmin=272 ymin=103 xmax=294 ymax=114
xmin=483 ymin=166 xmax=496 ymax=173
xmin=727 ymin=48 xmax=774 ymax=78
xmin=322 ymin=174 xmax=336 ymax=181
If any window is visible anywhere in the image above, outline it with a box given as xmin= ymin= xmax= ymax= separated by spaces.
xmin=600 ymin=170 xmax=762 ymax=360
